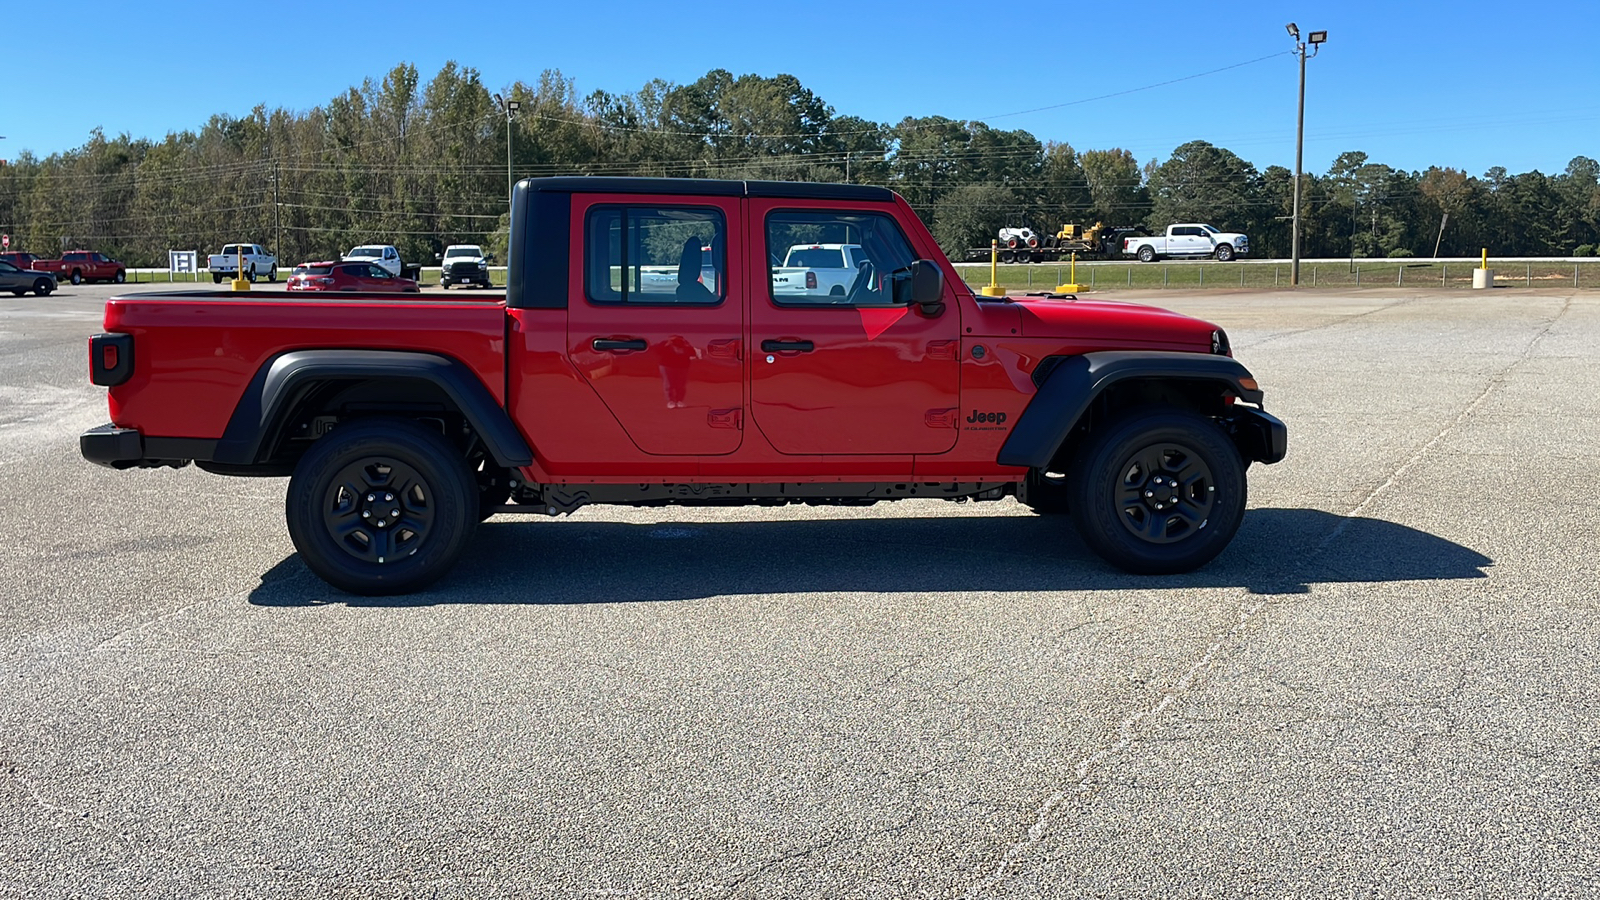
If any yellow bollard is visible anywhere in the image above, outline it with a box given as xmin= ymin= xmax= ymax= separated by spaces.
xmin=1055 ymin=251 xmax=1087 ymax=293
xmin=230 ymin=245 xmax=250 ymax=292
xmin=980 ymin=239 xmax=1007 ymax=297
xmin=1480 ymin=248 xmax=1488 ymax=269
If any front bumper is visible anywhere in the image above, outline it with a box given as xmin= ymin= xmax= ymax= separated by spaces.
xmin=1227 ymin=407 xmax=1287 ymax=464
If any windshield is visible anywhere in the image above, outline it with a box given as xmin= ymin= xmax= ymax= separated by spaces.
xmin=445 ymin=247 xmax=481 ymax=258
xmin=1201 ymin=225 xmax=1219 ymax=234
xmin=348 ymin=247 xmax=383 ymax=258
xmin=295 ymin=265 xmax=333 ymax=276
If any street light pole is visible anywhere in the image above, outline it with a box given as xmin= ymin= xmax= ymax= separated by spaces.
xmin=1287 ymin=24 xmax=1325 ymax=287
xmin=493 ymin=94 xmax=521 ymax=204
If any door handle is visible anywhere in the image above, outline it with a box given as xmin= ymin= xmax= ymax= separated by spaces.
xmin=592 ymin=338 xmax=647 ymax=352
xmin=761 ymin=339 xmax=814 ymax=353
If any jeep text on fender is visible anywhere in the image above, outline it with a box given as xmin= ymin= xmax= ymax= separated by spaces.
xmin=81 ymin=177 xmax=1286 ymax=595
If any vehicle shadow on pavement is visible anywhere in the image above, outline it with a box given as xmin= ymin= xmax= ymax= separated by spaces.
xmin=247 ymin=508 xmax=1491 ymax=607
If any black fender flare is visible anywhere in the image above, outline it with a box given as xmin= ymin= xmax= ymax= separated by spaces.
xmin=213 ymin=349 xmax=533 ymax=468
xmin=997 ymin=351 xmax=1267 ymax=469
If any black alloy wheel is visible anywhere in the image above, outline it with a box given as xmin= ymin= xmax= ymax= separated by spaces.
xmin=1068 ymin=407 xmax=1245 ymax=574
xmin=286 ymin=418 xmax=477 ymax=594
xmin=35 ymin=279 xmax=53 ymax=296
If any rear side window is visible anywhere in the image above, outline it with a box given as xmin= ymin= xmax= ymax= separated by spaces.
xmin=585 ymin=205 xmax=725 ymax=305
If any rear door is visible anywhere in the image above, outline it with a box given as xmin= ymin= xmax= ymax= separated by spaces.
xmin=747 ymin=202 xmax=960 ymax=455
xmin=565 ymin=194 xmax=745 ymax=455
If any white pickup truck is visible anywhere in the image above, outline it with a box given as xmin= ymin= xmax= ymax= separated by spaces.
xmin=770 ymin=243 xmax=867 ymax=299
xmin=344 ymin=244 xmax=422 ymax=280
xmin=1123 ymin=225 xmax=1250 ymax=262
xmin=208 ymin=243 xmax=277 ymax=283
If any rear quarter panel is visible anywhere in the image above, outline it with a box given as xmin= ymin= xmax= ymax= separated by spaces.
xmin=103 ymin=295 xmax=508 ymax=439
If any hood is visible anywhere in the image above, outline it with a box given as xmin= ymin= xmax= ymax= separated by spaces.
xmin=1010 ymin=296 xmax=1220 ymax=351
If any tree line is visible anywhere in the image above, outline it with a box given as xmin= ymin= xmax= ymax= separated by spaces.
xmin=1 ymin=62 xmax=1596 ymax=267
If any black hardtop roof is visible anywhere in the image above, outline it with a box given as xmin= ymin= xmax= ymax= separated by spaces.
xmin=518 ymin=176 xmax=894 ymax=203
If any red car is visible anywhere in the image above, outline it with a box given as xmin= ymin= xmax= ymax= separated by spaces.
xmin=0 ymin=252 xmax=43 ymax=269
xmin=286 ymin=260 xmax=420 ymax=294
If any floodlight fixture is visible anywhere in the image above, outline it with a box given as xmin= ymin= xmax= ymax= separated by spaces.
xmin=1308 ymin=30 xmax=1327 ymax=45
xmin=1285 ymin=22 xmax=1299 ymax=39
xmin=508 ymin=100 xmax=521 ymax=112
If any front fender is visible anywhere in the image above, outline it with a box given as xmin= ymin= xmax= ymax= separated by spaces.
xmin=997 ymin=351 xmax=1268 ymax=469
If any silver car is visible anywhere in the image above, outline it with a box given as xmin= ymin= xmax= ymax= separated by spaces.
xmin=0 ymin=260 xmax=57 ymax=297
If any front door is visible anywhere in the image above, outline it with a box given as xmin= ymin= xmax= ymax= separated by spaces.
xmin=566 ymin=195 xmax=745 ymax=456
xmin=747 ymin=202 xmax=961 ymax=455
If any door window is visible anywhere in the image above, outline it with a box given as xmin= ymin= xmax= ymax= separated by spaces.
xmin=585 ymin=206 xmax=726 ymax=305
xmin=766 ymin=210 xmax=916 ymax=307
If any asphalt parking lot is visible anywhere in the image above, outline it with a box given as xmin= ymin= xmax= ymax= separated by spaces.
xmin=2 ymin=282 xmax=1597 ymax=898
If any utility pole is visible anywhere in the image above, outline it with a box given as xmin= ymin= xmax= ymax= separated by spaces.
xmin=273 ymin=162 xmax=281 ymax=261
xmin=1286 ymin=24 xmax=1326 ymax=287
xmin=494 ymin=94 xmax=521 ymax=204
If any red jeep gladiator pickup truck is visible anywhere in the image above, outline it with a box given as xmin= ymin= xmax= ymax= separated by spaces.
xmin=81 ymin=177 xmax=1285 ymax=594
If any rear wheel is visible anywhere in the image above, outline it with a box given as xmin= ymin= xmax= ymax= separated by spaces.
xmin=1067 ymin=407 xmax=1245 ymax=574
xmin=70 ymin=270 xmax=83 ymax=285
xmin=213 ymin=273 xmax=225 ymax=284
xmin=1136 ymin=246 xmax=1156 ymax=263
xmin=268 ymin=265 xmax=278 ymax=283
xmin=1017 ymin=249 xmax=1033 ymax=264
xmin=247 ymin=266 xmax=257 ymax=283
xmin=285 ymin=418 xmax=478 ymax=595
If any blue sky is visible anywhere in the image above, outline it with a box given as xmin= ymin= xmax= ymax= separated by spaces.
xmin=6 ymin=0 xmax=1595 ymax=177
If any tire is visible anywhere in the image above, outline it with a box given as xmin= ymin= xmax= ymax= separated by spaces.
xmin=1000 ymin=250 xmax=1016 ymax=264
xmin=10 ymin=289 xmax=23 ymax=297
xmin=213 ymin=273 xmax=225 ymax=284
xmin=1136 ymin=246 xmax=1156 ymax=263
xmin=1027 ymin=236 xmax=1040 ymax=249
xmin=70 ymin=270 xmax=82 ymax=285
xmin=1214 ymin=244 xmax=1234 ymax=262
xmin=440 ymin=280 xmax=450 ymax=290
xmin=285 ymin=418 xmax=478 ymax=595
xmin=268 ymin=265 xmax=278 ymax=283
xmin=114 ymin=269 xmax=126 ymax=283
xmin=247 ymin=266 xmax=257 ymax=283
xmin=1067 ymin=407 xmax=1246 ymax=575
xmin=1017 ymin=249 xmax=1033 ymax=264
xmin=33 ymin=279 xmax=53 ymax=296
xmin=1007 ymin=237 xmax=1020 ymax=249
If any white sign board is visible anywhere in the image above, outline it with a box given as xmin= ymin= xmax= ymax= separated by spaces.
xmin=169 ymin=250 xmax=197 ymax=274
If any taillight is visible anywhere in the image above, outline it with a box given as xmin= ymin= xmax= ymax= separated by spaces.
xmin=89 ymin=333 xmax=134 ymax=386
xmin=805 ymin=272 xmax=817 ymax=290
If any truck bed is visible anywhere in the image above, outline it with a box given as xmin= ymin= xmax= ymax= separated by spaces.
xmin=101 ymin=291 xmax=508 ymax=440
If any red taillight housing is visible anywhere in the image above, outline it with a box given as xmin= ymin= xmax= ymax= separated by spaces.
xmin=805 ymin=272 xmax=817 ymax=290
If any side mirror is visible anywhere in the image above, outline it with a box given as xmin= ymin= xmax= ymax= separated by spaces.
xmin=891 ymin=260 xmax=945 ymax=314
xmin=434 ymin=253 xmax=443 ymax=262
xmin=486 ymin=254 xmax=496 ymax=263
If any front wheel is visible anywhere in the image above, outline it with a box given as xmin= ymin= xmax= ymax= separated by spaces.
xmin=1136 ymin=246 xmax=1156 ymax=263
xmin=1214 ymin=244 xmax=1235 ymax=262
xmin=285 ymin=418 xmax=478 ymax=595
xmin=1068 ymin=407 xmax=1246 ymax=574
xmin=35 ymin=279 xmax=53 ymax=296
xmin=114 ymin=270 xmax=126 ymax=283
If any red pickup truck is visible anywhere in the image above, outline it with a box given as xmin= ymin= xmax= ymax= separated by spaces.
xmin=81 ymin=177 xmax=1285 ymax=594
xmin=37 ymin=250 xmax=126 ymax=285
